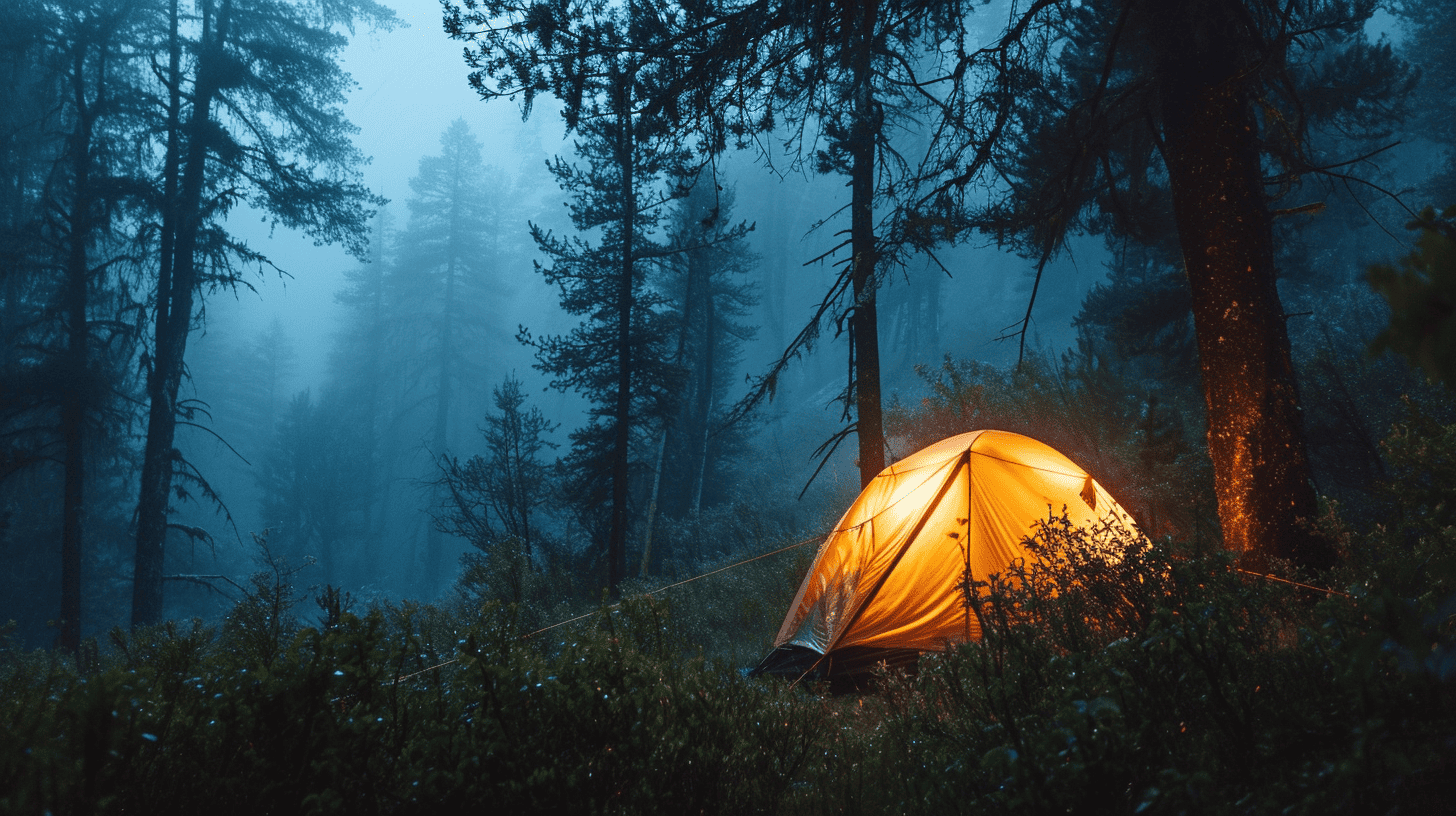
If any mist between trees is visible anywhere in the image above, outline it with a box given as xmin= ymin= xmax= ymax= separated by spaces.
xmin=3 ymin=0 xmax=1456 ymax=663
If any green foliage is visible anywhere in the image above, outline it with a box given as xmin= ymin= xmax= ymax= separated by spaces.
xmin=6 ymin=415 xmax=1456 ymax=813
xmin=437 ymin=596 xmax=819 ymax=814
xmin=1320 ymin=398 xmax=1456 ymax=606
xmin=436 ymin=375 xmax=560 ymax=577
xmin=856 ymin=512 xmax=1456 ymax=815
xmin=1 ymin=551 xmax=817 ymax=814
xmin=1288 ymin=283 xmax=1446 ymax=513
xmin=1368 ymin=206 xmax=1456 ymax=388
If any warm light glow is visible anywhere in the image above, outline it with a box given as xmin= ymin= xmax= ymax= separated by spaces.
xmin=776 ymin=430 xmax=1144 ymax=658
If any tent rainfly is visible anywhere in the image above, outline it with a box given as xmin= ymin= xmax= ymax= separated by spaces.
xmin=753 ymin=429 xmax=1141 ymax=684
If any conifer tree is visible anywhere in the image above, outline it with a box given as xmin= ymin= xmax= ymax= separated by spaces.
xmin=975 ymin=0 xmax=1415 ymax=570
xmin=655 ymin=178 xmax=757 ymax=520
xmin=1394 ymin=0 xmax=1456 ymax=205
xmin=436 ymin=375 xmax=558 ymax=559
xmin=6 ymin=0 xmax=151 ymax=649
xmin=254 ymin=389 xmax=356 ymax=583
xmin=632 ymin=0 xmax=983 ymax=488
xmin=131 ymin=0 xmax=395 ymax=626
xmin=521 ymin=67 xmax=687 ymax=590
xmin=326 ymin=207 xmax=394 ymax=583
xmin=451 ymin=0 xmax=711 ymax=591
xmin=391 ymin=119 xmax=503 ymax=595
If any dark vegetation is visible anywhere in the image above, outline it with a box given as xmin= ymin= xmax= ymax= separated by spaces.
xmin=5 ymin=407 xmax=1456 ymax=813
xmin=6 ymin=0 xmax=1456 ymax=810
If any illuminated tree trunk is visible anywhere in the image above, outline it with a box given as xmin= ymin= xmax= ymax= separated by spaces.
xmin=1150 ymin=0 xmax=1332 ymax=571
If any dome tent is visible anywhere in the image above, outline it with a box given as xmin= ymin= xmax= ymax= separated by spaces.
xmin=753 ymin=430 xmax=1141 ymax=685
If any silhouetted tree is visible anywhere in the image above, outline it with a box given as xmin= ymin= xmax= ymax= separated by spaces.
xmin=636 ymin=175 xmax=758 ymax=573
xmin=452 ymin=1 xmax=710 ymax=591
xmin=390 ymin=119 xmax=504 ymax=594
xmin=435 ymin=375 xmax=558 ymax=559
xmin=325 ymin=207 xmax=394 ymax=583
xmin=254 ymin=390 xmax=356 ymax=583
xmin=630 ymin=0 xmax=985 ymax=488
xmin=524 ymin=76 xmax=687 ymax=589
xmin=0 ymin=0 xmax=150 ymax=650
xmin=653 ymin=177 xmax=757 ymax=521
xmin=1394 ymin=0 xmax=1456 ymax=205
xmin=978 ymin=0 xmax=1416 ymax=570
xmin=131 ymin=0 xmax=394 ymax=626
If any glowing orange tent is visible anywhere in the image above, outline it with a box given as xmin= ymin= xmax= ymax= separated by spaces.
xmin=753 ymin=429 xmax=1140 ymax=683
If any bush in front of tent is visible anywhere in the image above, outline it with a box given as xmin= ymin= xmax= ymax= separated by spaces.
xmin=850 ymin=505 xmax=1456 ymax=813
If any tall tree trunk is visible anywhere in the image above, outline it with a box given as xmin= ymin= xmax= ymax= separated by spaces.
xmin=690 ymin=289 xmax=716 ymax=515
xmin=1150 ymin=0 xmax=1332 ymax=572
xmin=133 ymin=0 xmax=230 ymax=627
xmin=641 ymin=235 xmax=703 ymax=575
xmin=425 ymin=247 xmax=457 ymax=595
xmin=58 ymin=36 xmax=96 ymax=653
xmin=363 ymin=257 xmax=384 ymax=577
xmin=639 ymin=430 xmax=669 ymax=577
xmin=849 ymin=2 xmax=885 ymax=487
xmin=608 ymin=65 xmax=635 ymax=592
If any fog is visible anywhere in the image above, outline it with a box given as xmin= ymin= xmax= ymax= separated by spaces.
xmin=216 ymin=0 xmax=1096 ymax=440
xmin=4 ymin=0 xmax=1435 ymax=649
xmin=215 ymin=0 xmax=567 ymax=389
xmin=196 ymin=0 xmax=1100 ymax=577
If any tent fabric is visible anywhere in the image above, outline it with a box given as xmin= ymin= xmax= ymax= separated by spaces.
xmin=758 ymin=430 xmax=1139 ymax=680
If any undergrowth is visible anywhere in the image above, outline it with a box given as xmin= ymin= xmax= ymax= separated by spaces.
xmin=4 ymin=416 xmax=1456 ymax=814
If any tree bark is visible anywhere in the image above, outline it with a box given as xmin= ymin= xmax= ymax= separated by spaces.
xmin=133 ymin=0 xmax=230 ymax=627
xmin=58 ymin=29 xmax=97 ymax=653
xmin=849 ymin=1 xmax=885 ymax=487
xmin=608 ymin=63 xmax=635 ymax=592
xmin=1150 ymin=0 xmax=1332 ymax=572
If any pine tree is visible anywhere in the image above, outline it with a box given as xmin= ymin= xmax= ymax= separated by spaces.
xmin=387 ymin=119 xmax=504 ymax=595
xmin=978 ymin=0 xmax=1416 ymax=570
xmin=521 ymin=70 xmax=688 ymax=590
xmin=435 ymin=375 xmax=558 ymax=559
xmin=656 ymin=178 xmax=757 ymax=518
xmin=254 ymin=389 xmax=356 ymax=583
xmin=636 ymin=176 xmax=757 ymax=573
xmin=1394 ymin=0 xmax=1456 ymax=205
xmin=131 ymin=0 xmax=395 ymax=626
xmin=4 ymin=0 xmax=151 ymax=650
xmin=326 ymin=207 xmax=394 ymax=585
xmin=451 ymin=0 xmax=716 ymax=591
xmin=625 ymin=0 xmax=984 ymax=488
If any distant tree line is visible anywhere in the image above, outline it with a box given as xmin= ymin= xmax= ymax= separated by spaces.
xmin=185 ymin=112 xmax=763 ymax=609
